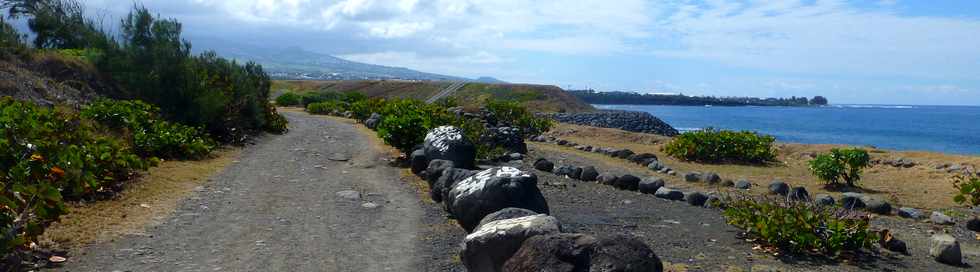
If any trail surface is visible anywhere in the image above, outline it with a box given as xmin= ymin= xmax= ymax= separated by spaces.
xmin=61 ymin=111 xmax=427 ymax=271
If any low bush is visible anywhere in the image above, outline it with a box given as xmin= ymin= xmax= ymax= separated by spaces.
xmin=375 ymin=99 xmax=434 ymax=152
xmin=663 ymin=128 xmax=776 ymax=164
xmin=808 ymin=148 xmax=870 ymax=187
xmin=275 ymin=92 xmax=302 ymax=106
xmin=350 ymin=97 xmax=386 ymax=120
xmin=306 ymin=100 xmax=346 ymax=115
xmin=724 ymin=195 xmax=877 ymax=255
xmin=0 ymin=97 xmax=152 ymax=256
xmin=952 ymin=174 xmax=980 ymax=207
xmin=81 ymin=99 xmax=214 ymax=160
xmin=484 ymin=100 xmax=553 ymax=137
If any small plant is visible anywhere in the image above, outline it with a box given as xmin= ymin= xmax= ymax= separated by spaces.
xmin=81 ymin=99 xmax=214 ymax=160
xmin=808 ymin=148 xmax=870 ymax=187
xmin=484 ymin=100 xmax=554 ymax=137
xmin=952 ymin=174 xmax=980 ymax=207
xmin=663 ymin=128 xmax=776 ymax=164
xmin=275 ymin=92 xmax=302 ymax=106
xmin=306 ymin=101 xmax=346 ymax=115
xmin=724 ymin=195 xmax=877 ymax=255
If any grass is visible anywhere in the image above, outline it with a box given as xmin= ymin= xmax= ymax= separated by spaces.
xmin=38 ymin=148 xmax=242 ymax=250
xmin=272 ymin=80 xmax=595 ymax=113
xmin=540 ymin=123 xmax=980 ymax=211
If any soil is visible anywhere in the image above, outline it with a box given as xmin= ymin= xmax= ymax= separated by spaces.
xmin=54 ymin=111 xmax=454 ymax=271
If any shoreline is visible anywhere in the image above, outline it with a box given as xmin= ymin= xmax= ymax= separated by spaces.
xmin=582 ymin=105 xmax=980 ymax=156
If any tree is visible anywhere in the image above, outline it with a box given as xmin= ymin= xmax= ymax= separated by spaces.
xmin=810 ymin=96 xmax=828 ymax=105
xmin=808 ymin=148 xmax=870 ymax=187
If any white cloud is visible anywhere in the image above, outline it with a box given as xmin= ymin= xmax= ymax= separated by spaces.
xmin=649 ymin=0 xmax=980 ymax=79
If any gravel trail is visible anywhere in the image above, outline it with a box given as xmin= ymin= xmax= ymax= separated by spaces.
xmin=60 ymin=111 xmax=428 ymax=271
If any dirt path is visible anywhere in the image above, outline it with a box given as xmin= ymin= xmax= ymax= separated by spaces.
xmin=59 ymin=111 xmax=428 ymax=271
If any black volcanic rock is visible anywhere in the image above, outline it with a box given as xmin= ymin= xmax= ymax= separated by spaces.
xmin=544 ymin=110 xmax=679 ymax=136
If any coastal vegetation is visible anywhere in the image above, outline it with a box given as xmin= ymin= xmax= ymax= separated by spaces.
xmin=723 ymin=195 xmax=877 ymax=255
xmin=568 ymin=89 xmax=827 ymax=106
xmin=952 ymin=174 xmax=980 ymax=207
xmin=298 ymin=91 xmax=553 ymax=159
xmin=0 ymin=0 xmax=287 ymax=261
xmin=663 ymin=128 xmax=777 ymax=164
xmin=808 ymin=148 xmax=871 ymax=188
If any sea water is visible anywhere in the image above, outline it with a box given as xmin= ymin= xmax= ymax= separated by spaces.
xmin=595 ymin=104 xmax=980 ymax=155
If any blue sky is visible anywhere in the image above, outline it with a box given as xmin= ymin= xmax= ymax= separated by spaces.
xmin=77 ymin=0 xmax=980 ymax=105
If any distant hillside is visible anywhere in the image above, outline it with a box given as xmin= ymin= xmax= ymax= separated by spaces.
xmin=568 ymin=90 xmax=828 ymax=107
xmin=192 ymin=38 xmax=494 ymax=82
xmin=273 ymin=80 xmax=594 ymax=113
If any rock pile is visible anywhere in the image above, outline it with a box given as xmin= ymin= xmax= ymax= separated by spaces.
xmin=405 ymin=126 xmax=663 ymax=271
xmin=544 ymin=110 xmax=679 ymax=136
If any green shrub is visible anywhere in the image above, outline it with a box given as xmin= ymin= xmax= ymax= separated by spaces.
xmin=0 ymin=97 xmax=151 ymax=256
xmin=351 ymin=97 xmax=386 ymax=120
xmin=263 ymin=106 xmax=289 ymax=134
xmin=724 ymin=195 xmax=877 ymax=255
xmin=81 ymin=99 xmax=214 ymax=160
xmin=952 ymin=174 xmax=980 ymax=207
xmin=375 ymin=99 xmax=432 ymax=152
xmin=307 ymin=101 xmax=346 ymax=115
xmin=484 ymin=100 xmax=553 ymax=137
xmin=275 ymin=92 xmax=302 ymax=106
xmin=663 ymin=128 xmax=776 ymax=164
xmin=808 ymin=148 xmax=870 ymax=187
xmin=300 ymin=92 xmax=341 ymax=106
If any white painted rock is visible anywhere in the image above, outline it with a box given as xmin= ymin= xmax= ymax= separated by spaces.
xmin=929 ymin=234 xmax=962 ymax=266
xmin=461 ymin=214 xmax=561 ymax=272
xmin=423 ymin=126 xmax=476 ymax=169
xmin=446 ymin=167 xmax=549 ymax=232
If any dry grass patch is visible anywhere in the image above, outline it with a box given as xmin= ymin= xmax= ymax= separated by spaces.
xmin=39 ymin=148 xmax=241 ymax=251
xmin=544 ymin=123 xmax=980 ymax=211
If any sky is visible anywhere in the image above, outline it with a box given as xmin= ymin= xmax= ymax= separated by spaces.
xmin=71 ymin=0 xmax=980 ymax=105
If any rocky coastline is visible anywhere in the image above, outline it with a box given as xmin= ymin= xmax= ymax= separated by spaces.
xmin=544 ymin=110 xmax=679 ymax=136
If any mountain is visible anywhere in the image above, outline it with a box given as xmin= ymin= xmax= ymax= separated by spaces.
xmin=190 ymin=38 xmax=473 ymax=81
xmin=474 ymin=76 xmax=508 ymax=84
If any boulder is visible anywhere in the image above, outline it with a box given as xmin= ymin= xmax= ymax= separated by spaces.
xmin=580 ymin=166 xmax=599 ymax=182
xmin=684 ymin=172 xmax=702 ymax=182
xmin=557 ymin=139 xmax=569 ymax=146
xmin=364 ymin=113 xmax=381 ymax=129
xmin=597 ymin=174 xmax=619 ymax=186
xmin=531 ymin=135 xmax=547 ymax=142
xmin=929 ymin=234 xmax=962 ymax=266
xmin=432 ymin=168 xmax=478 ymax=203
xmin=647 ymin=161 xmax=664 ymax=171
xmin=410 ymin=149 xmax=428 ymax=175
xmin=879 ymin=230 xmax=909 ymax=255
xmin=930 ymin=211 xmax=954 ymax=225
xmin=721 ymin=180 xmax=735 ymax=187
xmin=628 ymin=153 xmax=658 ymax=165
xmin=897 ymin=207 xmax=923 ymax=219
xmin=654 ymin=187 xmax=684 ymax=200
xmin=534 ymin=158 xmax=555 ymax=172
xmin=569 ymin=166 xmax=583 ymax=180
xmin=840 ymin=193 xmax=866 ymax=210
xmin=967 ymin=218 xmax=980 ymax=232
xmin=461 ymin=215 xmax=562 ymax=272
xmin=588 ymin=235 xmax=664 ymax=272
xmin=424 ymin=126 xmax=476 ymax=169
xmin=702 ymin=172 xmax=721 ymax=184
xmin=545 ymin=111 xmax=679 ymax=136
xmin=685 ymin=192 xmax=708 ymax=206
xmin=768 ymin=180 xmax=789 ymax=196
xmin=507 ymin=153 xmax=524 ymax=162
xmin=615 ymin=175 xmax=641 ymax=191
xmin=476 ymin=207 xmax=540 ymax=230
xmin=425 ymin=159 xmax=454 ymax=187
xmin=787 ymin=187 xmax=809 ymax=202
xmin=638 ymin=178 xmax=665 ymax=194
xmin=704 ymin=193 xmax=724 ymax=208
xmin=734 ymin=179 xmax=752 ymax=190
xmin=502 ymin=233 xmax=598 ymax=272
xmin=865 ymin=198 xmax=892 ymax=215
xmin=612 ymin=149 xmax=635 ymax=159
xmin=446 ymin=167 xmax=550 ymax=232
xmin=554 ymin=165 xmax=575 ymax=177
xmin=483 ymin=126 xmax=528 ymax=154
xmin=814 ymin=194 xmax=835 ymax=206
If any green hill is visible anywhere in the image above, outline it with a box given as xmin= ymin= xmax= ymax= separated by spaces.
xmin=272 ymin=80 xmax=595 ymax=113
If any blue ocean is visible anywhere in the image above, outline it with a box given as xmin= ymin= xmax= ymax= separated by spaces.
xmin=595 ymin=104 xmax=980 ymax=155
